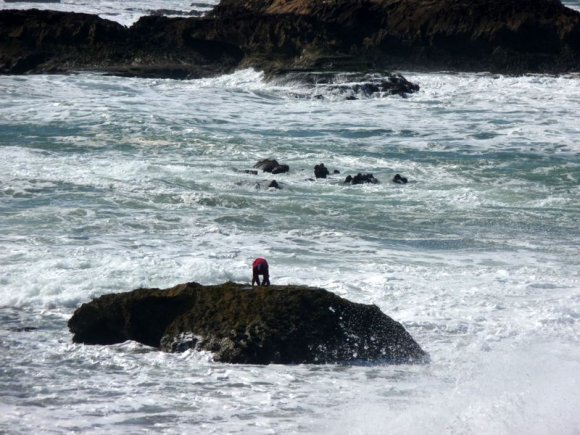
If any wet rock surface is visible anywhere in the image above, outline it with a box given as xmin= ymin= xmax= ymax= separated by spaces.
xmin=345 ymin=173 xmax=380 ymax=185
xmin=211 ymin=0 xmax=580 ymax=74
xmin=0 ymin=9 xmax=243 ymax=78
xmin=2 ymin=0 xmax=580 ymax=78
xmin=254 ymin=159 xmax=290 ymax=174
xmin=68 ymin=282 xmax=429 ymax=365
xmin=272 ymin=72 xmax=420 ymax=99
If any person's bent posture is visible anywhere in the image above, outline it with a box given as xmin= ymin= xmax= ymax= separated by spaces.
xmin=252 ymin=258 xmax=270 ymax=287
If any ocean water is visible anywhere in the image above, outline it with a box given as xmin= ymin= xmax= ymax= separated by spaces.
xmin=0 ymin=0 xmax=220 ymax=25
xmin=1 ymin=2 xmax=580 ymax=434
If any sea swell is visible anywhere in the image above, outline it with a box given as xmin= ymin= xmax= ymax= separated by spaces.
xmin=1 ymin=65 xmax=579 ymax=433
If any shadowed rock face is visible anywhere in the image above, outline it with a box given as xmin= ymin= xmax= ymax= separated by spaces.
xmin=0 ymin=9 xmax=244 ymax=78
xmin=210 ymin=0 xmax=580 ymax=73
xmin=68 ymin=282 xmax=429 ymax=365
xmin=1 ymin=0 xmax=580 ymax=77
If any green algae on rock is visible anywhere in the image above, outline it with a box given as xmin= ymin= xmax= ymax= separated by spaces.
xmin=68 ymin=282 xmax=429 ymax=365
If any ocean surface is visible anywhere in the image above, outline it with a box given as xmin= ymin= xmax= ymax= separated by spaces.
xmin=1 ymin=1 xmax=580 ymax=434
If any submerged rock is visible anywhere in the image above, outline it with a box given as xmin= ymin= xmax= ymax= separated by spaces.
xmin=345 ymin=173 xmax=379 ymax=185
xmin=68 ymin=282 xmax=429 ymax=365
xmin=254 ymin=159 xmax=290 ymax=174
xmin=393 ymin=174 xmax=408 ymax=184
xmin=272 ymin=72 xmax=420 ymax=98
xmin=271 ymin=164 xmax=289 ymax=174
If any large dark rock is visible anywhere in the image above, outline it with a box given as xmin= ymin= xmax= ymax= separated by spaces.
xmin=314 ymin=163 xmax=330 ymax=179
xmin=254 ymin=159 xmax=290 ymax=174
xmin=211 ymin=0 xmax=580 ymax=74
xmin=2 ymin=0 xmax=580 ymax=77
xmin=0 ymin=9 xmax=244 ymax=77
xmin=68 ymin=282 xmax=429 ymax=365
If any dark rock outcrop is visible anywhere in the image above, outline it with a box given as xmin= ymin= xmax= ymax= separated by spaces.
xmin=2 ymin=0 xmax=580 ymax=77
xmin=314 ymin=163 xmax=330 ymax=178
xmin=345 ymin=173 xmax=379 ymax=185
xmin=393 ymin=174 xmax=408 ymax=184
xmin=0 ymin=9 xmax=244 ymax=77
xmin=68 ymin=282 xmax=429 ymax=365
xmin=271 ymin=164 xmax=289 ymax=174
xmin=254 ymin=159 xmax=289 ymax=174
xmin=211 ymin=0 xmax=580 ymax=74
xmin=272 ymin=71 xmax=420 ymax=98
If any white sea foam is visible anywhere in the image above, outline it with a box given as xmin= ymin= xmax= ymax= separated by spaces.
xmin=1 ymin=0 xmax=579 ymax=24
xmin=328 ymin=342 xmax=580 ymax=434
xmin=0 ymin=0 xmax=220 ymax=26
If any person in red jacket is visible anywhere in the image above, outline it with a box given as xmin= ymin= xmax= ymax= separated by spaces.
xmin=252 ymin=257 xmax=270 ymax=287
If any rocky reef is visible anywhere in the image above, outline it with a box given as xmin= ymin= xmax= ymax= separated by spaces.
xmin=210 ymin=0 xmax=580 ymax=74
xmin=4 ymin=0 xmax=580 ymax=76
xmin=68 ymin=282 xmax=429 ymax=365
xmin=2 ymin=0 xmax=580 ymax=79
xmin=0 ymin=9 xmax=244 ymax=78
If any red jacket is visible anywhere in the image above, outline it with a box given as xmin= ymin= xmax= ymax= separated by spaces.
xmin=253 ymin=258 xmax=268 ymax=272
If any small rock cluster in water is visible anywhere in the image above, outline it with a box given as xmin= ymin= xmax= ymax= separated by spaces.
xmin=246 ymin=159 xmax=409 ymax=188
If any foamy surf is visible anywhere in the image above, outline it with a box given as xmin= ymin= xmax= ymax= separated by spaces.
xmin=1 ymin=52 xmax=579 ymax=435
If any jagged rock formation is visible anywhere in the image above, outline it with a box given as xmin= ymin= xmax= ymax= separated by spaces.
xmin=1 ymin=0 xmax=579 ymax=78
xmin=211 ymin=0 xmax=580 ymax=73
xmin=68 ymin=282 xmax=429 ymax=365
xmin=0 ymin=9 xmax=243 ymax=78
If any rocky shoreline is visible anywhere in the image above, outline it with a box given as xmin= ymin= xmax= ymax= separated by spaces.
xmin=1 ymin=0 xmax=580 ymax=82
xmin=68 ymin=282 xmax=429 ymax=365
